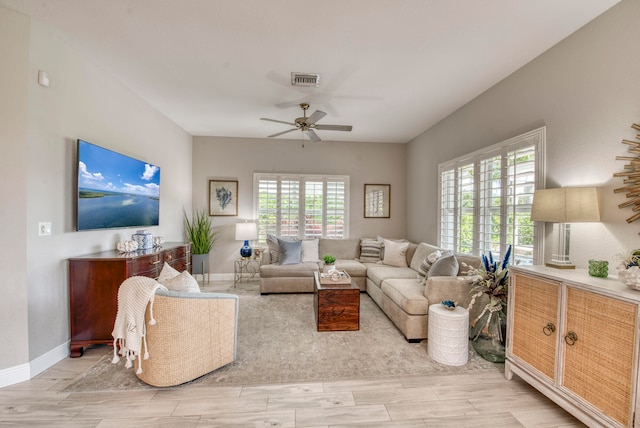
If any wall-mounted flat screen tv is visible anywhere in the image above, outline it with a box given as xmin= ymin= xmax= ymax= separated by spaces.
xmin=77 ymin=139 xmax=160 ymax=231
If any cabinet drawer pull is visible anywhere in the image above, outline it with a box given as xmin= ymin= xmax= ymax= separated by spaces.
xmin=542 ymin=322 xmax=556 ymax=336
xmin=564 ymin=331 xmax=578 ymax=346
xmin=152 ymin=260 xmax=161 ymax=265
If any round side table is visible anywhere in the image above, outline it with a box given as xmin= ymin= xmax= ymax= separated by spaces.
xmin=427 ymin=303 xmax=469 ymax=366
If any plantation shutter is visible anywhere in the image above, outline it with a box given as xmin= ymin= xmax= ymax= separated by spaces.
xmin=255 ymin=173 xmax=349 ymax=241
xmin=438 ymin=127 xmax=544 ymax=264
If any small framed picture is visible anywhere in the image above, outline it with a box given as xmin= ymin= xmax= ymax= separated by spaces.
xmin=209 ymin=180 xmax=238 ymax=216
xmin=364 ymin=184 xmax=390 ymax=218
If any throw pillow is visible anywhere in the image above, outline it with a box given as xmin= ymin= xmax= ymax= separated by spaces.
xmin=359 ymin=238 xmax=383 ymax=262
xmin=300 ymin=239 xmax=319 ymax=262
xmin=278 ymin=238 xmax=302 ymax=265
xmin=382 ymin=239 xmax=409 ymax=267
xmin=267 ymin=234 xmax=281 ymax=264
xmin=162 ymin=270 xmax=201 ymax=293
xmin=157 ymin=262 xmax=180 ymax=284
xmin=416 ymin=250 xmax=445 ymax=284
xmin=427 ymin=254 xmax=459 ymax=278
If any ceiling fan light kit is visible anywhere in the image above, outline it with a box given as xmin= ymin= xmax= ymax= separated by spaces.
xmin=260 ymin=103 xmax=353 ymax=143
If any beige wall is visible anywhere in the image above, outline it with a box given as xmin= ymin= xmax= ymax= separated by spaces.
xmin=0 ymin=6 xmax=193 ymax=376
xmin=406 ymin=0 xmax=640 ymax=269
xmin=0 ymin=7 xmax=30 ymax=373
xmin=193 ymin=136 xmax=406 ymax=274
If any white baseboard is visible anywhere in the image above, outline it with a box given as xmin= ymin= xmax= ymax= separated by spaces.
xmin=194 ymin=273 xmax=234 ymax=282
xmin=0 ymin=362 xmax=30 ymax=388
xmin=0 ymin=341 xmax=69 ymax=388
xmin=30 ymin=341 xmax=69 ymax=378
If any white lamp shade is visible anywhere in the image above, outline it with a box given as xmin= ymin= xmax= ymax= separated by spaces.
xmin=235 ymin=222 xmax=258 ymax=241
xmin=531 ymin=187 xmax=601 ymax=223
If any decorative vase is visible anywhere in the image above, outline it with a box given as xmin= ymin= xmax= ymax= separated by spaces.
xmin=588 ymin=259 xmax=608 ymax=278
xmin=469 ymin=303 xmax=506 ymax=363
xmin=131 ymin=230 xmax=153 ymax=249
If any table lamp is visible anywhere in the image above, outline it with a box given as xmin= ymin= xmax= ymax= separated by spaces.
xmin=531 ymin=187 xmax=600 ymax=269
xmin=235 ymin=222 xmax=258 ymax=259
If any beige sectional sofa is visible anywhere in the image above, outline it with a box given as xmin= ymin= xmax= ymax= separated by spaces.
xmin=259 ymin=238 xmax=482 ymax=341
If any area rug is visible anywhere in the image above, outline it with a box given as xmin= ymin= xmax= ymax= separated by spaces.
xmin=64 ymin=284 xmax=500 ymax=391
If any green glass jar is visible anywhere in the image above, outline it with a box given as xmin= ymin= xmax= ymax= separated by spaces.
xmin=588 ymin=259 xmax=608 ymax=278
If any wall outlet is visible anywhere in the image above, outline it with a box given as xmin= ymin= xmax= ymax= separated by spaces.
xmin=38 ymin=222 xmax=52 ymax=236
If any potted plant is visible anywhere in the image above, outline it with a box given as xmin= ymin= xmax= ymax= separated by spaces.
xmin=184 ymin=209 xmax=218 ymax=276
xmin=323 ymin=254 xmax=337 ymax=273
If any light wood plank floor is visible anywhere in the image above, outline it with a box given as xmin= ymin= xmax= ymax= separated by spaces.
xmin=0 ymin=281 xmax=586 ymax=427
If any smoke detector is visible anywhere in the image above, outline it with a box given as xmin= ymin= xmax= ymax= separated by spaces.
xmin=291 ymin=72 xmax=320 ymax=87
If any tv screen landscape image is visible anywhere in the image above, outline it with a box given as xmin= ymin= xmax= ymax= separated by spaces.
xmin=77 ymin=139 xmax=160 ymax=231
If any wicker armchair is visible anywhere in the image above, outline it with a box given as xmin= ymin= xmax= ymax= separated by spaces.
xmin=136 ymin=289 xmax=239 ymax=387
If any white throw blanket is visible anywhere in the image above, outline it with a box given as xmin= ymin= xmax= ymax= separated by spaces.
xmin=111 ymin=276 xmax=166 ymax=374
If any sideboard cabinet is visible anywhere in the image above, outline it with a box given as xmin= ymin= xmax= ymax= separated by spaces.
xmin=507 ymin=266 xmax=639 ymax=427
xmin=68 ymin=242 xmax=191 ymax=357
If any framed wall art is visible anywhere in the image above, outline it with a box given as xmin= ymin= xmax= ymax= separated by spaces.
xmin=209 ymin=180 xmax=238 ymax=216
xmin=364 ymin=184 xmax=390 ymax=218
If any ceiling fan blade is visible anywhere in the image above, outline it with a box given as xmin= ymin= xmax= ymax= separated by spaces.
xmin=306 ymin=110 xmax=327 ymax=125
xmin=261 ymin=118 xmax=296 ymax=126
xmin=314 ymin=124 xmax=353 ymax=132
xmin=306 ymin=129 xmax=321 ymax=142
xmin=268 ymin=129 xmax=297 ymax=138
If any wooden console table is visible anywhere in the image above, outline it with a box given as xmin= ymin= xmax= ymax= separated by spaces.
xmin=68 ymin=242 xmax=191 ymax=357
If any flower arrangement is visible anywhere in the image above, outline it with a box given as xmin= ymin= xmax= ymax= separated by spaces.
xmin=467 ymin=245 xmax=512 ymax=310
xmin=465 ymin=245 xmax=514 ymax=363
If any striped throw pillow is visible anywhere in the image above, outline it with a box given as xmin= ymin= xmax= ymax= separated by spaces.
xmin=360 ymin=238 xmax=383 ymax=262
xmin=416 ymin=250 xmax=446 ymax=284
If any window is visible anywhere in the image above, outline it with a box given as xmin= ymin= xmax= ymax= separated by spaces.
xmin=254 ymin=173 xmax=349 ymax=241
xmin=438 ymin=127 xmax=545 ymax=265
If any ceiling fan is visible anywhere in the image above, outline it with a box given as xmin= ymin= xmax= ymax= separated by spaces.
xmin=260 ymin=103 xmax=353 ymax=142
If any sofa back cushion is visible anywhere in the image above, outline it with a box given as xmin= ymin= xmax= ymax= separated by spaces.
xmin=318 ymin=238 xmax=361 ymax=260
xmin=410 ymin=243 xmax=443 ymax=271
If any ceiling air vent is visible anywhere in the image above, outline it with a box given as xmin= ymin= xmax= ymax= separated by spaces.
xmin=291 ymin=72 xmax=320 ymax=87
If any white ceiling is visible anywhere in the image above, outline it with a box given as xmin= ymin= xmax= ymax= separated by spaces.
xmin=1 ymin=0 xmax=621 ymax=143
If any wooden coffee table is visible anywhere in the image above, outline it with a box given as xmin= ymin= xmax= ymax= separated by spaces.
xmin=313 ymin=271 xmax=360 ymax=331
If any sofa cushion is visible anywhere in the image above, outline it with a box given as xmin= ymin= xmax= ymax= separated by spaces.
xmin=335 ymin=259 xmax=367 ymax=277
xmin=366 ymin=264 xmax=416 ymax=287
xmin=410 ymin=243 xmax=443 ymax=271
xmin=428 ymin=254 xmax=459 ymax=277
xmin=278 ymin=238 xmax=302 ymax=265
xmin=455 ymin=252 xmax=482 ymax=275
xmin=259 ymin=262 xmax=319 ymax=278
xmin=300 ymin=239 xmax=319 ymax=262
xmin=359 ymin=238 xmax=383 ymax=262
xmin=318 ymin=238 xmax=361 ymax=260
xmin=381 ymin=279 xmax=429 ymax=315
xmin=382 ymin=239 xmax=409 ymax=267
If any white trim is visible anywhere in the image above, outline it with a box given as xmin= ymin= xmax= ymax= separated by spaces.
xmin=0 ymin=362 xmax=30 ymax=388
xmin=0 ymin=341 xmax=69 ymax=388
xmin=30 ymin=341 xmax=69 ymax=378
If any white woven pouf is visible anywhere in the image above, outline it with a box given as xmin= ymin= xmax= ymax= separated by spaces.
xmin=427 ymin=304 xmax=469 ymax=366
